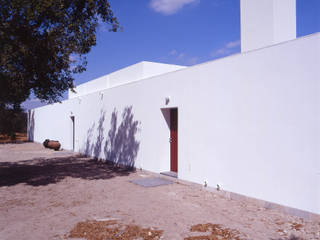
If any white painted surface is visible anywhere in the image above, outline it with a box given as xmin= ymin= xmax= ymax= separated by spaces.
xmin=107 ymin=61 xmax=144 ymax=88
xmin=273 ymin=0 xmax=296 ymax=44
xmin=29 ymin=33 xmax=320 ymax=215
xmin=68 ymin=61 xmax=185 ymax=98
xmin=241 ymin=0 xmax=296 ymax=52
xmin=142 ymin=61 xmax=186 ymax=80
xmin=68 ymin=75 xmax=108 ymax=99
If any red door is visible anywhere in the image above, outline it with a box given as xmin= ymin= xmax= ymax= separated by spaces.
xmin=71 ymin=116 xmax=75 ymax=151
xmin=170 ymin=109 xmax=178 ymax=172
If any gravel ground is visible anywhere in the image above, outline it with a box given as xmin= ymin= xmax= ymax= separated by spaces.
xmin=0 ymin=143 xmax=319 ymax=240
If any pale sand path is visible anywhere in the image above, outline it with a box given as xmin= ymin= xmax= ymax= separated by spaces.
xmin=0 ymin=143 xmax=319 ymax=239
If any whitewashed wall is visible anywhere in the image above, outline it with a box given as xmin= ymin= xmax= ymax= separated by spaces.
xmin=30 ymin=33 xmax=320 ymax=215
xmin=68 ymin=75 xmax=108 ymax=99
xmin=240 ymin=0 xmax=296 ymax=52
xmin=68 ymin=61 xmax=185 ymax=98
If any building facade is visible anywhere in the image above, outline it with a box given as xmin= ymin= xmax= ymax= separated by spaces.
xmin=28 ymin=0 xmax=320 ymax=216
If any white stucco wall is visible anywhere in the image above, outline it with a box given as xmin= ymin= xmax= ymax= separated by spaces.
xmin=273 ymin=0 xmax=296 ymax=44
xmin=241 ymin=0 xmax=296 ymax=52
xmin=30 ymin=33 xmax=320 ymax=215
xmin=107 ymin=62 xmax=145 ymax=88
xmin=68 ymin=61 xmax=185 ymax=98
xmin=142 ymin=61 xmax=186 ymax=80
xmin=68 ymin=75 xmax=109 ymax=99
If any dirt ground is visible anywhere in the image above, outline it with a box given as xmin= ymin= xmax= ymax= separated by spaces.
xmin=0 ymin=143 xmax=319 ymax=240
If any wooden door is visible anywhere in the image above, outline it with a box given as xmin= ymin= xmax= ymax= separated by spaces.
xmin=71 ymin=116 xmax=75 ymax=151
xmin=170 ymin=109 xmax=178 ymax=172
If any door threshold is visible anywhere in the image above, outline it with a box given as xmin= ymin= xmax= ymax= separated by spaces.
xmin=160 ymin=171 xmax=177 ymax=178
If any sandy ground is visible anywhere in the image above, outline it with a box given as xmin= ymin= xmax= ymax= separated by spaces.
xmin=0 ymin=143 xmax=319 ymax=240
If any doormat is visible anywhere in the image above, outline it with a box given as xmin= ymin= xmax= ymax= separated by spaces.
xmin=130 ymin=177 xmax=173 ymax=187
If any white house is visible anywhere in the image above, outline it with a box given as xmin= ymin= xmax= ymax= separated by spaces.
xmin=28 ymin=0 xmax=320 ymax=218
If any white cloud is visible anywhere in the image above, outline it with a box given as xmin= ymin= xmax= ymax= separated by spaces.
xmin=211 ymin=49 xmax=227 ymax=57
xmin=177 ymin=53 xmax=185 ymax=59
xmin=186 ymin=56 xmax=199 ymax=65
xmin=169 ymin=49 xmax=178 ymax=55
xmin=166 ymin=49 xmax=199 ymax=66
xmin=211 ymin=40 xmax=240 ymax=58
xmin=150 ymin=0 xmax=199 ymax=15
xmin=225 ymin=40 xmax=240 ymax=49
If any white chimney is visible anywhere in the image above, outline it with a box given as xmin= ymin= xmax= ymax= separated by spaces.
xmin=240 ymin=0 xmax=296 ymax=52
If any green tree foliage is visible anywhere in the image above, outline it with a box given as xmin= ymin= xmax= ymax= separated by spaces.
xmin=0 ymin=0 xmax=119 ymax=106
xmin=0 ymin=103 xmax=27 ymax=138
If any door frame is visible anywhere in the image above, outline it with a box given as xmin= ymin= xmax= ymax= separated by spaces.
xmin=170 ymin=108 xmax=178 ymax=172
xmin=70 ymin=116 xmax=75 ymax=151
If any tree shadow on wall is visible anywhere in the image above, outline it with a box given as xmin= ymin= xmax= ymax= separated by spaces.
xmin=84 ymin=122 xmax=95 ymax=156
xmin=93 ymin=110 xmax=105 ymax=158
xmin=104 ymin=106 xmax=140 ymax=169
xmin=83 ymin=106 xmax=140 ymax=169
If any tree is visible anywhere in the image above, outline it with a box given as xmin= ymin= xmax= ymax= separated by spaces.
xmin=0 ymin=0 xmax=119 ymax=106
xmin=0 ymin=103 xmax=27 ymax=139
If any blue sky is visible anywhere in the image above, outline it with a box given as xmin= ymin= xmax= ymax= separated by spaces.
xmin=23 ymin=0 xmax=319 ymax=109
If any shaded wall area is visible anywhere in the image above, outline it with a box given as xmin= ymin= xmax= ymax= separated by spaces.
xmin=82 ymin=106 xmax=140 ymax=169
xmin=27 ymin=110 xmax=35 ymax=142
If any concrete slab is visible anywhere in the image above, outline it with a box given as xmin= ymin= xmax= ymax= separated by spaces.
xmin=130 ymin=177 xmax=173 ymax=187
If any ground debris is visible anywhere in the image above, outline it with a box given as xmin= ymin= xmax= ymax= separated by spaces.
xmin=290 ymin=222 xmax=303 ymax=231
xmin=2 ymin=143 xmax=320 ymax=240
xmin=184 ymin=223 xmax=245 ymax=240
xmin=68 ymin=220 xmax=163 ymax=240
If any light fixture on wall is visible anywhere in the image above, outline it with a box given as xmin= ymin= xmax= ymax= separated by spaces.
xmin=165 ymin=96 xmax=170 ymax=105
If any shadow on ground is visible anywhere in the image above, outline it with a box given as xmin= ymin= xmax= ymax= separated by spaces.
xmin=271 ymin=236 xmax=304 ymax=240
xmin=0 ymin=156 xmax=134 ymax=187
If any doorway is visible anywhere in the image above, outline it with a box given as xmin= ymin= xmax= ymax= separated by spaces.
xmin=170 ymin=108 xmax=178 ymax=172
xmin=70 ymin=116 xmax=75 ymax=151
